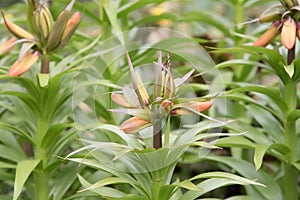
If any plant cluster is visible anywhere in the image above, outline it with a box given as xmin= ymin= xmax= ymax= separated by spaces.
xmin=0 ymin=0 xmax=299 ymax=200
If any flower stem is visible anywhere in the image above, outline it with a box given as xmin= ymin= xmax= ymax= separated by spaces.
xmin=41 ymin=54 xmax=50 ymax=74
xmin=34 ymin=119 xmax=49 ymax=200
xmin=153 ymin=118 xmax=162 ymax=149
xmin=287 ymin=45 xmax=295 ymax=65
xmin=283 ymin=43 xmax=298 ymax=199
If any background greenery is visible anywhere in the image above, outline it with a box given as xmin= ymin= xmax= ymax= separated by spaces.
xmin=0 ymin=0 xmax=299 ymax=199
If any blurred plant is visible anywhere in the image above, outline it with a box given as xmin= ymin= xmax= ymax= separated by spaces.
xmin=208 ymin=0 xmax=300 ymax=199
xmin=1 ymin=0 xmax=80 ymax=77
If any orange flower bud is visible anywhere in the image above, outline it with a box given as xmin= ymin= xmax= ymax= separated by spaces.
xmin=8 ymin=51 xmax=40 ymax=76
xmin=253 ymin=20 xmax=282 ymax=47
xmin=0 ymin=37 xmax=17 ymax=56
xmin=171 ymin=100 xmax=213 ymax=116
xmin=2 ymin=17 xmax=35 ymax=40
xmin=46 ymin=0 xmax=75 ymax=51
xmin=281 ymin=17 xmax=296 ymax=49
xmin=120 ymin=117 xmax=151 ymax=134
xmin=60 ymin=12 xmax=80 ymax=44
xmin=111 ymin=93 xmax=131 ymax=108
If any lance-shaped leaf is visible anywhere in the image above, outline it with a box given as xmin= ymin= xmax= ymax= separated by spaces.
xmin=8 ymin=51 xmax=40 ymax=76
xmin=125 ymin=51 xmax=150 ymax=107
xmin=174 ymin=68 xmax=195 ymax=88
xmin=253 ymin=20 xmax=282 ymax=47
xmin=120 ymin=116 xmax=151 ymax=134
xmin=281 ymin=17 xmax=296 ymax=49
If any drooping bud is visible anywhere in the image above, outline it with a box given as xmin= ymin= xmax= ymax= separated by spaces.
xmin=8 ymin=51 xmax=40 ymax=76
xmin=120 ymin=117 xmax=151 ymax=134
xmin=32 ymin=5 xmax=53 ymax=40
xmin=0 ymin=37 xmax=17 ymax=56
xmin=2 ymin=12 xmax=35 ymax=40
xmin=253 ymin=20 xmax=282 ymax=47
xmin=171 ymin=100 xmax=213 ymax=116
xmin=281 ymin=17 xmax=296 ymax=49
xmin=46 ymin=0 xmax=75 ymax=51
xmin=111 ymin=93 xmax=132 ymax=108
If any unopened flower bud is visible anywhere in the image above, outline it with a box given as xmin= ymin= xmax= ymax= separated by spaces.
xmin=253 ymin=20 xmax=282 ymax=47
xmin=259 ymin=11 xmax=282 ymax=23
xmin=171 ymin=100 xmax=213 ymax=116
xmin=58 ymin=11 xmax=80 ymax=48
xmin=8 ymin=51 xmax=40 ymax=76
xmin=46 ymin=0 xmax=75 ymax=51
xmin=281 ymin=17 xmax=296 ymax=49
xmin=2 ymin=13 xmax=35 ymax=40
xmin=111 ymin=93 xmax=132 ymax=108
xmin=120 ymin=117 xmax=151 ymax=134
xmin=32 ymin=5 xmax=53 ymax=40
xmin=0 ymin=37 xmax=17 ymax=56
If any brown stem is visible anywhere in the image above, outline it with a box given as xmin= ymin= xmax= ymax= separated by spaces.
xmin=41 ymin=54 xmax=50 ymax=74
xmin=287 ymin=45 xmax=295 ymax=65
xmin=153 ymin=119 xmax=162 ymax=149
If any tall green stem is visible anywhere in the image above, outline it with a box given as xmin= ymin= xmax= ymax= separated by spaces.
xmin=34 ymin=119 xmax=49 ymax=200
xmin=283 ymin=46 xmax=298 ymax=199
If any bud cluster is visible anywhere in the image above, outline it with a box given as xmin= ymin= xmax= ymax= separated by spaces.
xmin=253 ymin=0 xmax=300 ymax=50
xmin=110 ymin=52 xmax=213 ymax=134
xmin=1 ymin=0 xmax=80 ymax=76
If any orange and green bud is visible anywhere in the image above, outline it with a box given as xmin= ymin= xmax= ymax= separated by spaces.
xmin=281 ymin=17 xmax=296 ymax=49
xmin=171 ymin=100 xmax=213 ymax=116
xmin=120 ymin=117 xmax=151 ymax=134
xmin=253 ymin=20 xmax=282 ymax=47
xmin=0 ymin=37 xmax=17 ymax=56
xmin=60 ymin=12 xmax=80 ymax=43
xmin=259 ymin=11 xmax=282 ymax=23
xmin=8 ymin=51 xmax=40 ymax=76
xmin=46 ymin=0 xmax=75 ymax=51
xmin=32 ymin=5 xmax=53 ymax=40
xmin=111 ymin=93 xmax=132 ymax=108
xmin=126 ymin=51 xmax=151 ymax=107
xmin=2 ymin=13 xmax=35 ymax=40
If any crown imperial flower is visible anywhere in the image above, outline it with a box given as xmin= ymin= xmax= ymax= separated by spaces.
xmin=110 ymin=51 xmax=213 ymax=134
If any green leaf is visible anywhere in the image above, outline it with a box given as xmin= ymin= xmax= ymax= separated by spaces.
xmin=287 ymin=110 xmax=300 ymax=122
xmin=159 ymin=184 xmax=177 ymax=200
xmin=79 ymin=177 xmax=129 ymax=192
xmin=77 ymin=174 xmax=126 ymax=198
xmin=207 ymin=156 xmax=283 ymax=200
xmin=13 ymin=159 xmax=40 ymax=200
xmin=0 ymin=161 xmax=16 ymax=169
xmin=37 ymin=73 xmax=50 ymax=87
xmin=254 ymin=144 xmax=269 ymax=170
xmin=216 ymin=136 xmax=255 ymax=149
xmin=191 ymin=171 xmax=264 ymax=187
xmin=50 ymin=164 xmax=78 ymax=200
xmin=284 ymin=63 xmax=294 ymax=78
xmin=176 ymin=179 xmax=202 ymax=192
